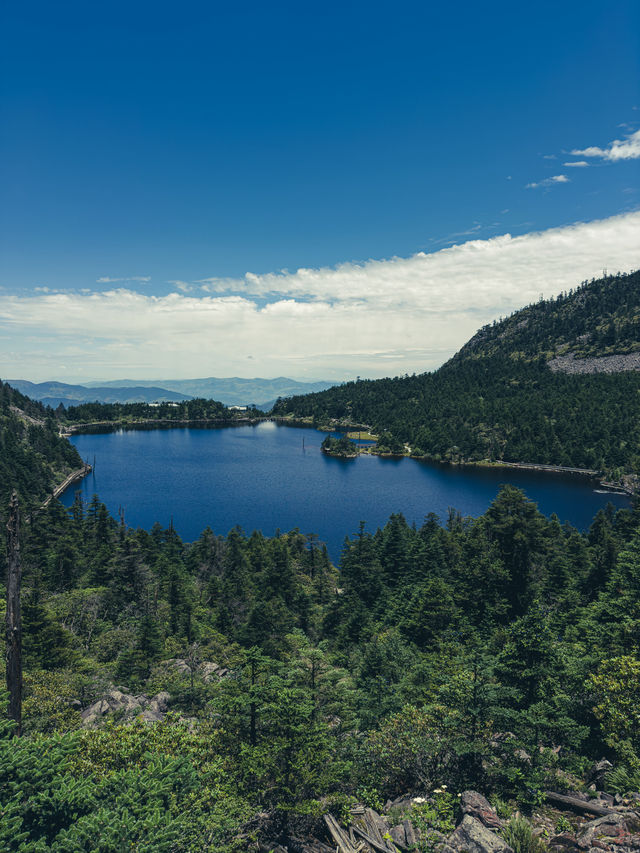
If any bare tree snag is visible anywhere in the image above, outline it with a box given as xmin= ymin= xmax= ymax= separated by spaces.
xmin=5 ymin=490 xmax=22 ymax=735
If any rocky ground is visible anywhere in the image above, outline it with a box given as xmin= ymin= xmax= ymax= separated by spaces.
xmin=260 ymin=784 xmax=640 ymax=853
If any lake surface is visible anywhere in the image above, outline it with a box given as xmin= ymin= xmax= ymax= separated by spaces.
xmin=60 ymin=422 xmax=631 ymax=562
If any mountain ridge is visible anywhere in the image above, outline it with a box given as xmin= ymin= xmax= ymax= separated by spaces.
xmin=7 ymin=376 xmax=338 ymax=411
xmin=272 ymin=270 xmax=640 ymax=480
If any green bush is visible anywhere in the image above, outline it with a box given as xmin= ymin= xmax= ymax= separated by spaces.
xmin=502 ymin=815 xmax=547 ymax=853
xmin=606 ymin=765 xmax=640 ymax=795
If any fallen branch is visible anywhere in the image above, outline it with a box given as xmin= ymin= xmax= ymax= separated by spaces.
xmin=352 ymin=825 xmax=405 ymax=853
xmin=324 ymin=814 xmax=358 ymax=853
xmin=544 ymin=792 xmax=616 ymax=817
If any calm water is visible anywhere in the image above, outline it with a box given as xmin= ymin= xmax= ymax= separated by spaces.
xmin=60 ymin=422 xmax=631 ymax=562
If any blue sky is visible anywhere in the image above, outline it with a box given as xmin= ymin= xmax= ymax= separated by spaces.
xmin=1 ymin=0 xmax=639 ymax=381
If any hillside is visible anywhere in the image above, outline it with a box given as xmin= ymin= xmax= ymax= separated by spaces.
xmin=272 ymin=271 xmax=640 ymax=479
xmin=0 ymin=379 xmax=83 ymax=508
xmin=455 ymin=269 xmax=640 ymax=363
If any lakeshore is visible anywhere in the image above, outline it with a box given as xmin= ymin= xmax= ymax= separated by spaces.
xmin=60 ymin=415 xmax=637 ymax=496
xmin=311 ymin=420 xmax=637 ymax=496
xmin=43 ymin=462 xmax=93 ymax=507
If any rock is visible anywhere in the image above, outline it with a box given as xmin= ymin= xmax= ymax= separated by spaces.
xmin=81 ymin=689 xmax=172 ymax=727
xmin=549 ymin=834 xmax=582 ymax=853
xmin=577 ymin=812 xmax=640 ymax=851
xmin=447 ymin=815 xmax=514 ymax=853
xmin=199 ymin=662 xmax=221 ymax=681
xmin=403 ymin=818 xmax=420 ymax=846
xmin=390 ymin=824 xmax=407 ymax=845
xmin=141 ymin=709 xmax=164 ymax=723
xmin=549 ymin=353 xmax=640 ymax=376
xmin=148 ymin=691 xmax=171 ymax=713
xmin=161 ymin=658 xmax=227 ymax=681
xmin=384 ymin=793 xmax=415 ymax=813
xmin=460 ymin=791 xmax=503 ymax=829
xmin=598 ymin=793 xmax=615 ymax=805
xmin=589 ymin=760 xmax=614 ymax=791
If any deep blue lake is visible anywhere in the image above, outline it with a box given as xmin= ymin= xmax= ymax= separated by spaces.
xmin=60 ymin=422 xmax=631 ymax=562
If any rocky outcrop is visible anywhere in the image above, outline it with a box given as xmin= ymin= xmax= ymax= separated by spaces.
xmin=308 ymin=787 xmax=640 ymax=853
xmin=161 ymin=658 xmax=229 ymax=680
xmin=548 ymin=353 xmax=640 ymax=374
xmin=81 ymin=688 xmax=171 ymax=727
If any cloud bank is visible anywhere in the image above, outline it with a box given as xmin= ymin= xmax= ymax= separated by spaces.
xmin=572 ymin=128 xmax=640 ymax=162
xmin=1 ymin=212 xmax=639 ymax=382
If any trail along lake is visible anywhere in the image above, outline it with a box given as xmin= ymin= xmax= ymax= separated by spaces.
xmin=60 ymin=422 xmax=631 ymax=562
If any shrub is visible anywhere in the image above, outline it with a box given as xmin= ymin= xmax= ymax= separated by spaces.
xmin=503 ymin=815 xmax=547 ymax=853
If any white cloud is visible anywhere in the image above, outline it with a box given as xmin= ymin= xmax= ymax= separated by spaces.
xmin=2 ymin=212 xmax=639 ymax=382
xmin=526 ymin=175 xmax=570 ymax=189
xmin=168 ymin=280 xmax=194 ymax=293
xmin=563 ymin=161 xmax=589 ymax=168
xmin=572 ymin=128 xmax=640 ymax=161
xmin=96 ymin=275 xmax=151 ymax=283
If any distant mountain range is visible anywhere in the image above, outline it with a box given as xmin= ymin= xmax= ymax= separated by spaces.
xmin=5 ymin=377 xmax=337 ymax=411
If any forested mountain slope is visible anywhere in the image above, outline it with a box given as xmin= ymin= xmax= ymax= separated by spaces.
xmin=272 ymin=271 xmax=640 ymax=477
xmin=0 ymin=379 xmax=82 ymax=507
xmin=456 ymin=269 xmax=640 ymax=362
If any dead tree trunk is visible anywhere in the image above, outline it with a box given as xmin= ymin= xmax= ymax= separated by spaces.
xmin=5 ymin=490 xmax=22 ymax=735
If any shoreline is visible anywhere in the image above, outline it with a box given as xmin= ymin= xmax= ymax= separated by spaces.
xmin=44 ymin=463 xmax=93 ymax=507
xmin=60 ymin=415 xmax=320 ymax=437
xmin=61 ymin=416 xmax=267 ymax=436
xmin=60 ymin=417 xmax=636 ymax=497
xmin=313 ymin=422 xmax=636 ymax=496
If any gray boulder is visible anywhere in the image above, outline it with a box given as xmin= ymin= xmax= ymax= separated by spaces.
xmin=161 ymin=658 xmax=227 ymax=682
xmin=81 ymin=688 xmax=172 ymax=727
xmin=445 ymin=815 xmax=514 ymax=853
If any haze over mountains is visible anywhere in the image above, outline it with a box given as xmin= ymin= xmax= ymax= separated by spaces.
xmin=5 ymin=377 xmax=337 ymax=411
